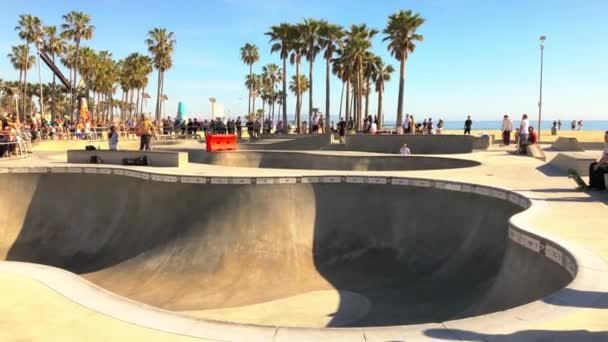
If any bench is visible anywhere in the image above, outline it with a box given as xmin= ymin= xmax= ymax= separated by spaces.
xmin=551 ymin=137 xmax=584 ymax=151
xmin=548 ymin=152 xmax=596 ymax=176
xmin=67 ymin=150 xmax=188 ymax=167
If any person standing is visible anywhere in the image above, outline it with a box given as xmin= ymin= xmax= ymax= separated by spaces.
xmin=464 ymin=116 xmax=473 ymax=135
xmin=501 ymin=115 xmax=513 ymax=145
xmin=518 ymin=114 xmax=530 ymax=148
xmin=571 ymin=120 xmax=576 ymax=131
xmin=108 ymin=125 xmax=119 ymax=151
xmin=436 ymin=119 xmax=444 ymax=134
xmin=136 ymin=114 xmax=154 ymax=151
xmin=557 ymin=119 xmax=562 ymax=131
xmin=338 ymin=117 xmax=347 ymax=143
xmin=402 ymin=114 xmax=410 ymax=134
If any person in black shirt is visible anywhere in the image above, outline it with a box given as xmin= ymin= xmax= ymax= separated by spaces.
xmin=464 ymin=116 xmax=473 ymax=135
xmin=338 ymin=118 xmax=347 ymax=143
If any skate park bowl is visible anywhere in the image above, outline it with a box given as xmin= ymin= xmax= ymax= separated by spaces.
xmin=187 ymin=150 xmax=480 ymax=171
xmin=0 ymin=167 xmax=579 ymax=338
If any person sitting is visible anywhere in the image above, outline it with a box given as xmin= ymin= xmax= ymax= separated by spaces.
xmin=399 ymin=143 xmax=411 ymax=155
xmin=519 ymin=125 xmax=537 ymax=154
xmin=588 ymin=130 xmax=608 ymax=190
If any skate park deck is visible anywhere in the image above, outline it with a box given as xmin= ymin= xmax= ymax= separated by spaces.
xmin=0 ymin=143 xmax=607 ymax=341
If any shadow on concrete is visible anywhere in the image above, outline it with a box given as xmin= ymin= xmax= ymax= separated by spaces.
xmin=424 ymin=328 xmax=608 ymax=342
xmin=536 ymin=163 xmax=566 ymax=177
xmin=543 ymin=288 xmax=608 ymax=309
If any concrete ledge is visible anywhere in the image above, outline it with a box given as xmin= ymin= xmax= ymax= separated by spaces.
xmin=551 ymin=137 xmax=584 ymax=151
xmin=473 ymin=135 xmax=492 ymax=150
xmin=67 ymin=150 xmax=188 ymax=167
xmin=343 ymin=135 xmax=474 ymax=154
xmin=548 ymin=152 xmax=596 ymax=176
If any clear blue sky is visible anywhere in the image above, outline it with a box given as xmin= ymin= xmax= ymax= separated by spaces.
xmin=1 ymin=0 xmax=607 ymax=122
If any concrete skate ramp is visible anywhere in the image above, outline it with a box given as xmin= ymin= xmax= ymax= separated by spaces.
xmin=0 ymin=173 xmax=571 ymax=328
xmin=189 ymin=150 xmax=480 ymax=171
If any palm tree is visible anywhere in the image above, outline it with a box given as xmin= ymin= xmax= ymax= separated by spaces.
xmin=383 ymin=9 xmax=425 ymax=131
xmin=61 ymin=11 xmax=95 ymax=118
xmin=319 ymin=22 xmax=344 ymax=126
xmin=288 ymin=25 xmax=305 ymax=133
xmin=7 ymin=45 xmax=36 ymax=119
xmin=240 ymin=43 xmax=260 ymax=115
xmin=363 ymin=53 xmax=378 ymax=120
xmin=146 ymin=28 xmax=176 ymax=121
xmin=43 ymin=26 xmax=66 ymax=119
xmin=15 ymin=14 xmax=43 ymax=117
xmin=289 ymin=74 xmax=309 ymax=118
xmin=261 ymin=63 xmax=281 ymax=122
xmin=266 ymin=23 xmax=293 ymax=133
xmin=343 ymin=24 xmax=377 ymax=129
xmin=245 ymin=73 xmax=262 ymax=115
xmin=300 ymin=18 xmax=322 ymax=131
xmin=371 ymin=58 xmax=394 ymax=129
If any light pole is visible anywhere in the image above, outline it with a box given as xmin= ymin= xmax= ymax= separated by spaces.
xmin=537 ymin=35 xmax=546 ymax=140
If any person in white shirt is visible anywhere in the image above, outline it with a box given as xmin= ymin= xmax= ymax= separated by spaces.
xmin=399 ymin=143 xmax=411 ymax=155
xmin=518 ymin=114 xmax=529 ymax=147
xmin=501 ymin=115 xmax=513 ymax=146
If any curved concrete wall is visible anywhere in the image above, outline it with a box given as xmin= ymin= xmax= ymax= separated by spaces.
xmin=189 ymin=151 xmax=480 ymax=171
xmin=343 ymin=135 xmax=475 ymax=154
xmin=0 ymin=169 xmax=572 ymax=330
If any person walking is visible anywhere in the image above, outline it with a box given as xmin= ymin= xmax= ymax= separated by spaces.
xmin=338 ymin=117 xmax=347 ymax=143
xmin=501 ymin=115 xmax=513 ymax=145
xmin=464 ymin=116 xmax=473 ymax=135
xmin=136 ymin=114 xmax=154 ymax=151
xmin=108 ymin=125 xmax=119 ymax=151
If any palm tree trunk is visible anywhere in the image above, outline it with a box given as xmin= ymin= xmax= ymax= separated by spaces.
xmin=365 ymin=77 xmax=370 ymax=120
xmin=308 ymin=58 xmax=313 ymax=132
xmin=282 ymin=57 xmax=288 ymax=134
xmin=345 ymin=79 xmax=350 ymax=122
xmin=325 ymin=58 xmax=331 ymax=126
xmin=72 ymin=40 xmax=81 ymax=119
xmin=339 ymin=80 xmax=344 ymax=119
xmin=159 ymin=71 xmax=165 ymax=121
xmin=136 ymin=88 xmax=141 ymax=116
xmin=295 ymin=58 xmax=301 ymax=133
xmin=51 ymin=53 xmax=57 ymax=120
xmin=248 ymin=64 xmax=252 ymax=114
xmin=22 ymin=44 xmax=29 ymax=121
xmin=397 ymin=55 xmax=405 ymax=130
xmin=377 ymin=84 xmax=383 ymax=130
xmin=130 ymin=89 xmax=135 ymax=118
xmin=110 ymin=92 xmax=114 ymax=121
xmin=155 ymin=69 xmax=162 ymax=120
xmin=140 ymin=88 xmax=145 ymax=114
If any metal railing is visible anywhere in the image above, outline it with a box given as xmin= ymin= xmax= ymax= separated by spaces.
xmin=0 ymin=134 xmax=32 ymax=159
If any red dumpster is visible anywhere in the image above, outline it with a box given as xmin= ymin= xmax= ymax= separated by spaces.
xmin=206 ymin=134 xmax=237 ymax=152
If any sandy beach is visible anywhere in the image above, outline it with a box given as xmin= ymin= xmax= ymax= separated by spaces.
xmin=442 ymin=129 xmax=606 ymax=143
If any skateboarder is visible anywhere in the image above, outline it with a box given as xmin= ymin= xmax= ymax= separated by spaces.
xmin=587 ymin=130 xmax=608 ymax=190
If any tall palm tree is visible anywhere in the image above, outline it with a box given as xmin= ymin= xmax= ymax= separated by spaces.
xmin=288 ymin=25 xmax=305 ymax=133
xmin=245 ymin=73 xmax=262 ymax=115
xmin=266 ymin=23 xmax=292 ymax=133
xmin=363 ymin=53 xmax=378 ymax=119
xmin=43 ymin=26 xmax=66 ymax=119
xmin=300 ymin=18 xmax=322 ymax=131
xmin=61 ymin=11 xmax=95 ymax=118
xmin=15 ymin=14 xmax=43 ymax=117
xmin=371 ymin=58 xmax=394 ymax=129
xmin=319 ymin=22 xmax=344 ymax=125
xmin=146 ymin=28 xmax=176 ymax=121
xmin=7 ymin=45 xmax=36 ymax=119
xmin=289 ymin=74 xmax=309 ymax=117
xmin=343 ymin=24 xmax=377 ymax=129
xmin=240 ymin=43 xmax=259 ymax=115
xmin=261 ymin=63 xmax=281 ymax=122
xmin=383 ymin=9 xmax=425 ymax=131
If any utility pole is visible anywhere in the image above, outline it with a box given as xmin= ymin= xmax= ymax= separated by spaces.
xmin=538 ymin=35 xmax=546 ymax=140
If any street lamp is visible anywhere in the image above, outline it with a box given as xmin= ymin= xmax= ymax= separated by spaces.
xmin=538 ymin=35 xmax=546 ymax=140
